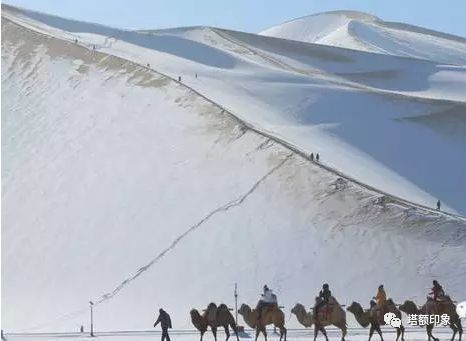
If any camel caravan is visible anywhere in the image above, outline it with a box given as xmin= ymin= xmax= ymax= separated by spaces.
xmin=190 ymin=281 xmax=463 ymax=341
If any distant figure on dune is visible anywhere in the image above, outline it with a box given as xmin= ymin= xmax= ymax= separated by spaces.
xmin=316 ymin=153 xmax=320 ymax=162
xmin=154 ymin=308 xmax=172 ymax=341
xmin=178 ymin=76 xmax=181 ymax=82
xmin=310 ymin=153 xmax=314 ymax=161
xmin=437 ymin=200 xmax=441 ymax=210
xmin=80 ymin=325 xmax=84 ymax=333
xmin=195 ymin=73 xmax=198 ymax=79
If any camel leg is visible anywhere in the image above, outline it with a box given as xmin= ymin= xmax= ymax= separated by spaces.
xmin=224 ymin=326 xmax=230 ymax=341
xmin=458 ymin=319 xmax=463 ymax=341
xmin=449 ymin=321 xmax=458 ymax=341
xmin=335 ymin=322 xmax=347 ymax=341
xmin=428 ymin=324 xmax=439 ymax=341
xmin=281 ymin=327 xmax=287 ymax=341
xmin=212 ymin=326 xmax=218 ymax=341
xmin=368 ymin=325 xmax=375 ymax=341
xmin=395 ymin=327 xmax=400 ymax=341
xmin=320 ymin=326 xmax=328 ymax=341
xmin=426 ymin=325 xmax=432 ymax=341
xmin=375 ymin=325 xmax=384 ymax=341
xmin=232 ymin=324 xmax=239 ymax=341
xmin=400 ymin=325 xmax=405 ymax=341
xmin=255 ymin=326 xmax=262 ymax=341
xmin=263 ymin=327 xmax=268 ymax=341
xmin=314 ymin=324 xmax=320 ymax=341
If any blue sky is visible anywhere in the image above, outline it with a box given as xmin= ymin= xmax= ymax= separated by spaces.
xmin=3 ymin=0 xmax=466 ymax=37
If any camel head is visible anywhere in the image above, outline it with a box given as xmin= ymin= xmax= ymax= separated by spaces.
xmin=190 ymin=309 xmax=207 ymax=331
xmin=347 ymin=301 xmax=363 ymax=315
xmin=291 ymin=303 xmax=306 ymax=315
xmin=399 ymin=300 xmax=418 ymax=315
xmin=238 ymin=304 xmax=251 ymax=316
xmin=190 ymin=309 xmax=202 ymax=321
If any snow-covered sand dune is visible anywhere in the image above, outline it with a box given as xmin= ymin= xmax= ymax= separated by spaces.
xmin=3 ymin=5 xmax=466 ymax=214
xmin=261 ymin=10 xmax=466 ymax=66
xmin=2 ymin=5 xmax=466 ymax=334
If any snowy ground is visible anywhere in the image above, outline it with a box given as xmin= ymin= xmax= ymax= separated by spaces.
xmin=2 ymin=328 xmax=458 ymax=341
xmin=2 ymin=5 xmax=466 ymax=336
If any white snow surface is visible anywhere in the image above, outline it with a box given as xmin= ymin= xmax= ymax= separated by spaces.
xmin=2 ymin=328 xmax=458 ymax=341
xmin=2 ymin=5 xmax=466 ymax=334
xmin=260 ymin=11 xmax=466 ymax=66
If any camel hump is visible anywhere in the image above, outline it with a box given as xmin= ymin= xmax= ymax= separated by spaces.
xmin=206 ymin=303 xmax=218 ymax=323
xmin=217 ymin=304 xmax=229 ymax=312
xmin=207 ymin=302 xmax=218 ymax=309
xmin=328 ymin=296 xmax=339 ymax=305
xmin=440 ymin=295 xmax=452 ymax=303
xmin=387 ymin=298 xmax=395 ymax=306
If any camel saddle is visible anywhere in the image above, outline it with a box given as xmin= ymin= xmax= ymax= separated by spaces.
xmin=317 ymin=304 xmax=334 ymax=323
xmin=262 ymin=303 xmax=278 ymax=313
xmin=426 ymin=296 xmax=452 ymax=315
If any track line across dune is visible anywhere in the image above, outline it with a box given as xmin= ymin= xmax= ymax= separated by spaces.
xmin=94 ymin=153 xmax=293 ymax=305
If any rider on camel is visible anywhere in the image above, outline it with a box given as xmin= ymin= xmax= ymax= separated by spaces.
xmin=256 ymin=285 xmax=277 ymax=324
xmin=374 ymin=285 xmax=387 ymax=314
xmin=430 ymin=280 xmax=445 ymax=301
xmin=314 ymin=283 xmax=332 ymax=319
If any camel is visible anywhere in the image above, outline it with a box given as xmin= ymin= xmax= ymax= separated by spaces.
xmin=347 ymin=300 xmax=405 ymax=341
xmin=238 ymin=303 xmax=287 ymax=341
xmin=291 ymin=302 xmax=347 ymax=341
xmin=399 ymin=299 xmax=462 ymax=341
xmin=190 ymin=303 xmax=239 ymax=341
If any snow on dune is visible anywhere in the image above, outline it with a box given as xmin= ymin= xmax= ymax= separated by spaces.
xmin=2 ymin=6 xmax=466 ymax=334
xmin=3 ymin=5 xmax=466 ymax=214
xmin=260 ymin=11 xmax=466 ymax=65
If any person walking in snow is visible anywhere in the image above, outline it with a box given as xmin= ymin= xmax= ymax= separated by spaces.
xmin=316 ymin=153 xmax=320 ymax=162
xmin=178 ymin=76 xmax=181 ymax=82
xmin=437 ymin=200 xmax=441 ymax=210
xmin=310 ymin=153 xmax=314 ymax=161
xmin=154 ymin=308 xmax=172 ymax=341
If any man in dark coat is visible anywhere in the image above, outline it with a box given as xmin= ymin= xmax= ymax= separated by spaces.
xmin=314 ymin=283 xmax=332 ymax=318
xmin=154 ymin=308 xmax=172 ymax=341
